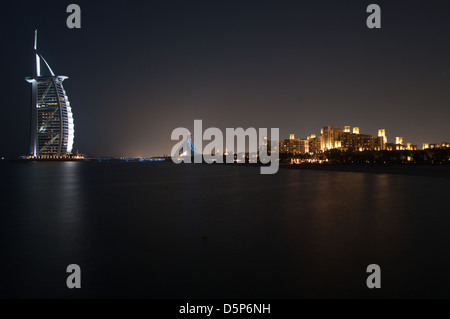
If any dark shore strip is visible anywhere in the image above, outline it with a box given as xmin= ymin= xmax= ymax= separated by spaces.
xmin=281 ymin=163 xmax=450 ymax=178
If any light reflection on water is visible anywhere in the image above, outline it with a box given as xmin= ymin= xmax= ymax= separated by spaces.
xmin=1 ymin=162 xmax=449 ymax=298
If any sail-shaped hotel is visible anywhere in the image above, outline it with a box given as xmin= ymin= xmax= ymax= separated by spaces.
xmin=25 ymin=30 xmax=74 ymax=157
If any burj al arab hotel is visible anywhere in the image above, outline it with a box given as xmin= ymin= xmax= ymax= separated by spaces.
xmin=25 ymin=30 xmax=74 ymax=157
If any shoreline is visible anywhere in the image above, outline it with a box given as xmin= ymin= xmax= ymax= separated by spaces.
xmin=3 ymin=159 xmax=450 ymax=178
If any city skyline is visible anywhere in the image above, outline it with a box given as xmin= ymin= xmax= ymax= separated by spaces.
xmin=1 ymin=1 xmax=450 ymax=159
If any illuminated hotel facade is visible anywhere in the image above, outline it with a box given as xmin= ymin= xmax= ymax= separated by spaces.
xmin=281 ymin=125 xmax=422 ymax=155
xmin=279 ymin=134 xmax=308 ymax=155
xmin=422 ymin=142 xmax=450 ymax=150
xmin=25 ymin=30 xmax=74 ymax=157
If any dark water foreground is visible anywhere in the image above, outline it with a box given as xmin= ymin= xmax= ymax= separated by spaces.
xmin=282 ymin=163 xmax=450 ymax=178
xmin=1 ymin=161 xmax=449 ymax=298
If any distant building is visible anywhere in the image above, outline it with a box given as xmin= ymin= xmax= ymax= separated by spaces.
xmin=385 ymin=143 xmax=399 ymax=151
xmin=339 ymin=126 xmax=375 ymax=151
xmin=375 ymin=129 xmax=387 ymax=150
xmin=321 ymin=126 xmax=343 ymax=150
xmin=423 ymin=142 xmax=450 ymax=150
xmin=405 ymin=143 xmax=417 ymax=150
xmin=25 ymin=30 xmax=74 ymax=157
xmin=308 ymin=134 xmax=322 ymax=154
xmin=299 ymin=139 xmax=309 ymax=154
xmin=279 ymin=134 xmax=303 ymax=154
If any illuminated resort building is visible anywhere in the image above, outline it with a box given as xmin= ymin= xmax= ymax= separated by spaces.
xmin=422 ymin=142 xmax=450 ymax=150
xmin=377 ymin=129 xmax=387 ymax=150
xmin=279 ymin=134 xmax=308 ymax=154
xmin=280 ymin=125 xmax=420 ymax=155
xmin=307 ymin=134 xmax=321 ymax=154
xmin=320 ymin=126 xmax=342 ymax=150
xmin=25 ymin=30 xmax=74 ymax=157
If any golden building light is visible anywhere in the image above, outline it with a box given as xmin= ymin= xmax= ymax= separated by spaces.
xmin=353 ymin=127 xmax=359 ymax=134
xmin=334 ymin=141 xmax=341 ymax=148
xmin=378 ymin=129 xmax=385 ymax=137
xmin=311 ymin=134 xmax=316 ymax=138
xmin=406 ymin=143 xmax=411 ymax=150
xmin=344 ymin=126 xmax=350 ymax=133
xmin=396 ymin=137 xmax=403 ymax=145
xmin=289 ymin=134 xmax=295 ymax=140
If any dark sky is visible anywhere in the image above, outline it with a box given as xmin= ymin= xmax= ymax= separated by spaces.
xmin=1 ymin=0 xmax=449 ymax=158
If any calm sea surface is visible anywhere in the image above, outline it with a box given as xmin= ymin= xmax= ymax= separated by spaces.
xmin=1 ymin=161 xmax=449 ymax=298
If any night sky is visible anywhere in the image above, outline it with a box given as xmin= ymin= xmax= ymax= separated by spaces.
xmin=1 ymin=0 xmax=449 ymax=158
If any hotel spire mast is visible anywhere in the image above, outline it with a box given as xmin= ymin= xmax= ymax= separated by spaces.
xmin=34 ymin=29 xmax=40 ymax=78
